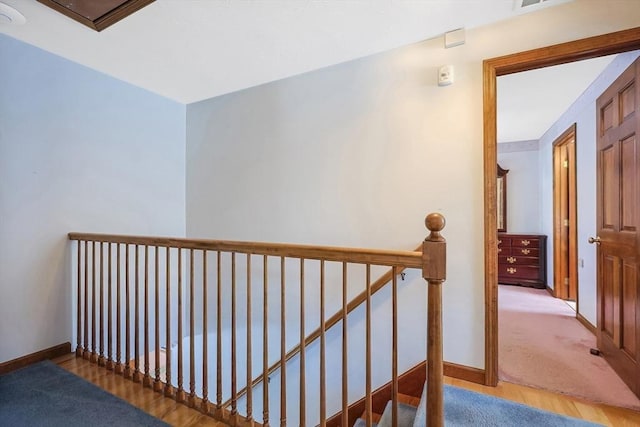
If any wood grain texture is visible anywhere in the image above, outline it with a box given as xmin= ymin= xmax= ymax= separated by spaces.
xmin=68 ymin=233 xmax=422 ymax=268
xmin=0 ymin=343 xmax=71 ymax=375
xmin=326 ymin=361 xmax=484 ymax=427
xmin=224 ymin=246 xmax=421 ymax=407
xmin=483 ymin=25 xmax=640 ymax=389
xmin=70 ymin=214 xmax=444 ymax=426
xmin=37 ymin=0 xmax=155 ymax=31
xmin=552 ymin=125 xmax=578 ymax=301
xmin=327 ymin=357 xmax=640 ymax=427
xmin=54 ymin=355 xmax=231 ymax=427
xmin=577 ymin=312 xmax=597 ymax=335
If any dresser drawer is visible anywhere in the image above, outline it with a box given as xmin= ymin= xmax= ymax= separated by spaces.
xmin=511 ymin=247 xmax=539 ymax=257
xmin=499 ymin=265 xmax=541 ymax=280
xmin=497 ymin=238 xmax=511 ymax=247
xmin=497 ymin=246 xmax=510 ymax=255
xmin=498 ymin=255 xmax=539 ymax=266
xmin=512 ymin=238 xmax=539 ymax=248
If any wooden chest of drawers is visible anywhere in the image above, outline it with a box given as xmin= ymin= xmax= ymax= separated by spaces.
xmin=498 ymin=233 xmax=547 ymax=289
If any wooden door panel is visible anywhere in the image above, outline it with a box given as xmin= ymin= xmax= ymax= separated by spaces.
xmin=602 ymin=254 xmax=618 ymax=340
xmin=597 ymin=57 xmax=640 ymax=398
xmin=601 ymin=144 xmax=618 ymax=230
xmin=621 ymin=134 xmax=637 ymax=232
xmin=601 ymin=100 xmax=614 ymax=134
xmin=621 ymin=81 xmax=636 ymax=120
xmin=622 ymin=259 xmax=638 ymax=358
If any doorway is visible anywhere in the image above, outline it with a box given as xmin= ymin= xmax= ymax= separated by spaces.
xmin=483 ymin=27 xmax=640 ymax=387
xmin=552 ymin=125 xmax=578 ymax=302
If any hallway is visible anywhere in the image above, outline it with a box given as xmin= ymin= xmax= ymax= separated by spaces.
xmin=498 ymin=284 xmax=640 ymax=410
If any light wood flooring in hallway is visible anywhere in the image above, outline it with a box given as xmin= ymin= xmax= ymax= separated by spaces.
xmin=55 ymin=355 xmax=640 ymax=426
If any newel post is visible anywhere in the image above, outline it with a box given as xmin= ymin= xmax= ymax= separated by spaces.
xmin=423 ymin=213 xmax=446 ymax=427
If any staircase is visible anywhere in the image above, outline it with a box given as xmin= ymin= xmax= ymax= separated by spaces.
xmin=353 ymin=388 xmax=424 ymax=427
xmin=68 ymin=213 xmax=447 ymax=427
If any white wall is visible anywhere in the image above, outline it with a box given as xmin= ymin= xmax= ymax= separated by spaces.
xmin=0 ymin=35 xmax=187 ymax=363
xmin=185 ymin=0 xmax=640 ymax=373
xmin=539 ymin=50 xmax=640 ymax=325
xmin=497 ymin=148 xmax=541 ymax=233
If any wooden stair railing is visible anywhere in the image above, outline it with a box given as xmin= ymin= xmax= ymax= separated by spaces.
xmin=68 ymin=213 xmax=446 ymax=427
xmin=223 ymin=244 xmax=422 ymax=411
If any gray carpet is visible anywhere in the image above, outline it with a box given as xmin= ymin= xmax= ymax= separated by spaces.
xmin=355 ymin=384 xmax=602 ymax=427
xmin=0 ymin=360 xmax=169 ymax=427
xmin=412 ymin=384 xmax=602 ymax=426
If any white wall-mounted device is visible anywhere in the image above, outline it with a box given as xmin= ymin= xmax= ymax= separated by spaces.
xmin=444 ymin=28 xmax=465 ymax=48
xmin=438 ymin=65 xmax=454 ymax=86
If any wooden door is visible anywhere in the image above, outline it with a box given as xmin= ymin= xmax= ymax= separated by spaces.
xmin=596 ymin=57 xmax=640 ymax=397
xmin=553 ymin=125 xmax=578 ymax=301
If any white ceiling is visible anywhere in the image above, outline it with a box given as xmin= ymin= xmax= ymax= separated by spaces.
xmin=497 ymin=55 xmax=616 ymax=143
xmin=0 ymin=0 xmax=573 ymax=104
xmin=0 ymin=0 xmax=611 ymax=142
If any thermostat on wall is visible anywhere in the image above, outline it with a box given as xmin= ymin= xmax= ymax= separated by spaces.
xmin=438 ymin=65 xmax=454 ymax=86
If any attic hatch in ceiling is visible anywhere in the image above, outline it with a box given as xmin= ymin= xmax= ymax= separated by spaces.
xmin=514 ymin=0 xmax=573 ymax=11
xmin=38 ymin=0 xmax=155 ymax=31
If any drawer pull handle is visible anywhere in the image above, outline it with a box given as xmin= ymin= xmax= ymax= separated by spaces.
xmin=498 ymin=240 xmax=502 ymax=245
xmin=521 ymin=249 xmax=530 ymax=255
xmin=498 ymin=248 xmax=502 ymax=253
xmin=507 ymin=256 xmax=516 ymax=264
xmin=507 ymin=267 xmax=517 ymax=274
xmin=521 ymin=240 xmax=531 ymax=246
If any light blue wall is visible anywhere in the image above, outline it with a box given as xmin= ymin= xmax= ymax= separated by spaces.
xmin=538 ymin=50 xmax=640 ymax=325
xmin=497 ymin=149 xmax=542 ymax=234
xmin=0 ymin=34 xmax=187 ymax=363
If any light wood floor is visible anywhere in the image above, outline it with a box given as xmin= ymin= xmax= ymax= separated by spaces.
xmin=445 ymin=376 xmax=640 ymax=427
xmin=55 ymin=355 xmax=639 ymax=426
xmin=53 ymin=354 xmax=230 ymax=427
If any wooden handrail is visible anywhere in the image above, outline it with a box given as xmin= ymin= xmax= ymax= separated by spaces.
xmin=423 ymin=213 xmax=446 ymax=427
xmin=68 ymin=233 xmax=422 ymax=268
xmin=70 ymin=213 xmax=445 ymax=427
xmin=224 ymin=244 xmax=423 ymax=408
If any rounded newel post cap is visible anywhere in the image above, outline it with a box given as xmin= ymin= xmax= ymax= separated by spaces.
xmin=425 ymin=213 xmax=445 ymax=232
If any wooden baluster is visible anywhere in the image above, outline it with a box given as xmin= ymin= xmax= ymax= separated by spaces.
xmin=154 ymin=246 xmax=163 ymax=392
xmin=91 ymin=241 xmax=97 ymax=363
xmin=280 ymin=256 xmax=286 ymax=427
xmin=231 ymin=252 xmax=238 ymax=423
xmin=84 ymin=241 xmax=89 ymax=360
xmin=189 ymin=249 xmax=196 ymax=407
xmin=134 ymin=245 xmax=142 ymax=383
xmin=216 ymin=251 xmax=223 ymax=415
xmin=365 ymin=265 xmax=372 ymax=427
xmin=125 ymin=244 xmax=132 ymax=379
xmin=262 ymin=255 xmax=269 ymax=427
xmin=202 ymin=250 xmax=210 ymax=413
xmin=115 ymin=244 xmax=123 ymax=375
xmin=177 ymin=248 xmax=185 ymax=403
xmin=392 ymin=266 xmax=398 ymax=427
xmin=144 ymin=245 xmax=152 ymax=387
xmin=319 ymin=260 xmax=326 ymax=427
xmin=341 ymin=262 xmax=348 ymax=427
xmin=165 ymin=247 xmax=175 ymax=398
xmin=76 ymin=241 xmax=82 ymax=357
xmin=299 ymin=258 xmax=306 ymax=427
xmin=246 ymin=254 xmax=253 ymax=425
xmin=423 ymin=213 xmax=446 ymax=427
xmin=107 ymin=243 xmax=114 ymax=370
xmin=99 ymin=242 xmax=105 ymax=366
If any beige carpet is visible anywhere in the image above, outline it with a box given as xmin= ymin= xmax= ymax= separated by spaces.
xmin=498 ymin=284 xmax=640 ymax=410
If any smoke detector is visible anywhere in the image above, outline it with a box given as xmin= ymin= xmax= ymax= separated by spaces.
xmin=0 ymin=2 xmax=26 ymax=25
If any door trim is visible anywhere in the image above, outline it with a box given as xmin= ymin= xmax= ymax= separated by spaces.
xmin=483 ymin=26 xmax=640 ymax=387
xmin=552 ymin=124 xmax=578 ymax=302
